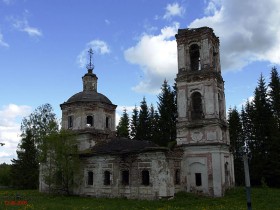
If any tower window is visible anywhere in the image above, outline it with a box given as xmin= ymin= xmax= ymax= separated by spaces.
xmin=121 ymin=170 xmax=129 ymax=186
xmin=86 ymin=115 xmax=94 ymax=127
xmin=175 ymin=169 xmax=180 ymax=185
xmin=195 ymin=173 xmax=202 ymax=186
xmin=191 ymin=92 xmax=203 ymax=120
xmin=142 ymin=170 xmax=150 ymax=186
xmin=190 ymin=44 xmax=200 ymax=71
xmin=106 ymin=117 xmax=110 ymax=128
xmin=68 ymin=116 xmax=73 ymax=128
xmin=87 ymin=171 xmax=93 ymax=185
xmin=104 ymin=171 xmax=111 ymax=185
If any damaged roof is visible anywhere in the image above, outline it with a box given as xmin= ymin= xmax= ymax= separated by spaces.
xmin=79 ymin=137 xmax=168 ymax=156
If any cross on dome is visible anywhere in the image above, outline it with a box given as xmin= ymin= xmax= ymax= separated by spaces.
xmin=86 ymin=48 xmax=94 ymax=71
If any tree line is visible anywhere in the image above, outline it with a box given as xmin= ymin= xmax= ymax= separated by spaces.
xmin=228 ymin=67 xmax=280 ymax=187
xmin=116 ymin=80 xmax=177 ymax=147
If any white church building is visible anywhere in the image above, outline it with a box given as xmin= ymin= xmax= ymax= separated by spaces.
xmin=39 ymin=27 xmax=235 ymax=199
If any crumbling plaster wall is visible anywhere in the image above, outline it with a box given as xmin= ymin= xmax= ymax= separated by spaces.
xmin=74 ymin=151 xmax=176 ymax=199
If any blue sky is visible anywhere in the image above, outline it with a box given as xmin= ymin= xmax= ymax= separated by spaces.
xmin=1 ymin=0 xmax=280 ymax=163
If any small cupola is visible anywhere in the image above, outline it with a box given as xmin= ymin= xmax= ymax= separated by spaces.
xmin=82 ymin=48 xmax=98 ymax=92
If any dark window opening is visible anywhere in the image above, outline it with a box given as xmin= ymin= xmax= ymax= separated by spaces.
xmin=68 ymin=116 xmax=73 ymax=128
xmin=195 ymin=173 xmax=202 ymax=186
xmin=175 ymin=169 xmax=180 ymax=185
xmin=86 ymin=115 xmax=93 ymax=127
xmin=87 ymin=171 xmax=93 ymax=185
xmin=106 ymin=117 xmax=110 ymax=128
xmin=191 ymin=92 xmax=203 ymax=120
xmin=190 ymin=44 xmax=200 ymax=71
xmin=121 ymin=170 xmax=129 ymax=186
xmin=142 ymin=170 xmax=150 ymax=186
xmin=218 ymin=93 xmax=223 ymax=119
xmin=104 ymin=171 xmax=111 ymax=185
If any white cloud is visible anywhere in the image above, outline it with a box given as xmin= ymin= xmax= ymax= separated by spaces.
xmin=0 ymin=104 xmax=32 ymax=164
xmin=163 ymin=3 xmax=184 ymax=20
xmin=77 ymin=39 xmax=111 ymax=68
xmin=2 ymin=0 xmax=13 ymax=5
xmin=124 ymin=22 xmax=179 ymax=94
xmin=105 ymin=19 xmax=110 ymax=25
xmin=11 ymin=17 xmax=42 ymax=37
xmin=189 ymin=0 xmax=280 ymax=71
xmin=0 ymin=32 xmax=9 ymax=47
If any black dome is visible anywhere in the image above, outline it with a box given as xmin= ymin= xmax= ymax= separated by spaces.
xmin=66 ymin=91 xmax=113 ymax=104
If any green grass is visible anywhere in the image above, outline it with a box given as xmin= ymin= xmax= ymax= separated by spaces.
xmin=0 ymin=187 xmax=280 ymax=210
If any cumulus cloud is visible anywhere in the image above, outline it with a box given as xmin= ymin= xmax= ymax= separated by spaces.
xmin=0 ymin=32 xmax=9 ymax=47
xmin=0 ymin=104 xmax=32 ymax=163
xmin=189 ymin=0 xmax=280 ymax=71
xmin=124 ymin=22 xmax=179 ymax=94
xmin=163 ymin=3 xmax=184 ymax=20
xmin=77 ymin=39 xmax=111 ymax=68
xmin=11 ymin=17 xmax=42 ymax=37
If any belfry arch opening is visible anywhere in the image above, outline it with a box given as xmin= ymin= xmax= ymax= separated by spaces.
xmin=191 ymin=92 xmax=203 ymax=120
xmin=190 ymin=44 xmax=200 ymax=71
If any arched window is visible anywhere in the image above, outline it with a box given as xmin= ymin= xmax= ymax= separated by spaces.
xmin=190 ymin=44 xmax=200 ymax=71
xmin=141 ymin=170 xmax=150 ymax=186
xmin=104 ymin=171 xmax=111 ymax=185
xmin=86 ymin=115 xmax=93 ymax=127
xmin=191 ymin=92 xmax=203 ymax=120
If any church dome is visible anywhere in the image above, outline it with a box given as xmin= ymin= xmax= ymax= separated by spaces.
xmin=66 ymin=91 xmax=113 ymax=105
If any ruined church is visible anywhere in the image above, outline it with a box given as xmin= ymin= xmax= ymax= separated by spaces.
xmin=39 ymin=27 xmax=235 ymax=198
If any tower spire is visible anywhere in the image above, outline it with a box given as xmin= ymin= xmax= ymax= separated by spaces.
xmin=86 ymin=48 xmax=94 ymax=72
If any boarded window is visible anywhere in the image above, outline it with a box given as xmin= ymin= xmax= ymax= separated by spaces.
xmin=86 ymin=115 xmax=93 ymax=127
xmin=191 ymin=92 xmax=203 ymax=120
xmin=87 ymin=171 xmax=93 ymax=185
xmin=104 ymin=171 xmax=111 ymax=185
xmin=175 ymin=169 xmax=180 ymax=185
xmin=190 ymin=44 xmax=200 ymax=71
xmin=142 ymin=170 xmax=150 ymax=186
xmin=121 ymin=170 xmax=129 ymax=186
xmin=195 ymin=173 xmax=202 ymax=186
xmin=68 ymin=116 xmax=73 ymax=128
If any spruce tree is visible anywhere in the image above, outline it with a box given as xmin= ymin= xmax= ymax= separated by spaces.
xmin=149 ymin=104 xmax=160 ymax=143
xmin=250 ymin=74 xmax=274 ymax=185
xmin=116 ymin=108 xmax=130 ymax=138
xmin=130 ymin=106 xmax=139 ymax=139
xmin=269 ymin=67 xmax=280 ymax=128
xmin=267 ymin=67 xmax=280 ymax=186
xmin=157 ymin=80 xmax=177 ymax=146
xmin=10 ymin=129 xmax=39 ymax=189
xmin=228 ymin=107 xmax=244 ymax=185
xmin=137 ymin=97 xmax=150 ymax=140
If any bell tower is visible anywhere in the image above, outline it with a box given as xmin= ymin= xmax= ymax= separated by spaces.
xmin=175 ymin=27 xmax=234 ymax=196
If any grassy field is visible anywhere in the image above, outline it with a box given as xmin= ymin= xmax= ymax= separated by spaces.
xmin=0 ymin=187 xmax=279 ymax=210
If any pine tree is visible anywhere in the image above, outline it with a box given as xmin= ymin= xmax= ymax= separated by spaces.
xmin=130 ymin=106 xmax=139 ymax=139
xmin=228 ymin=107 xmax=244 ymax=185
xmin=137 ymin=97 xmax=150 ymax=140
xmin=10 ymin=129 xmax=39 ymax=189
xmin=157 ymin=80 xmax=177 ymax=146
xmin=116 ymin=108 xmax=130 ymax=138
